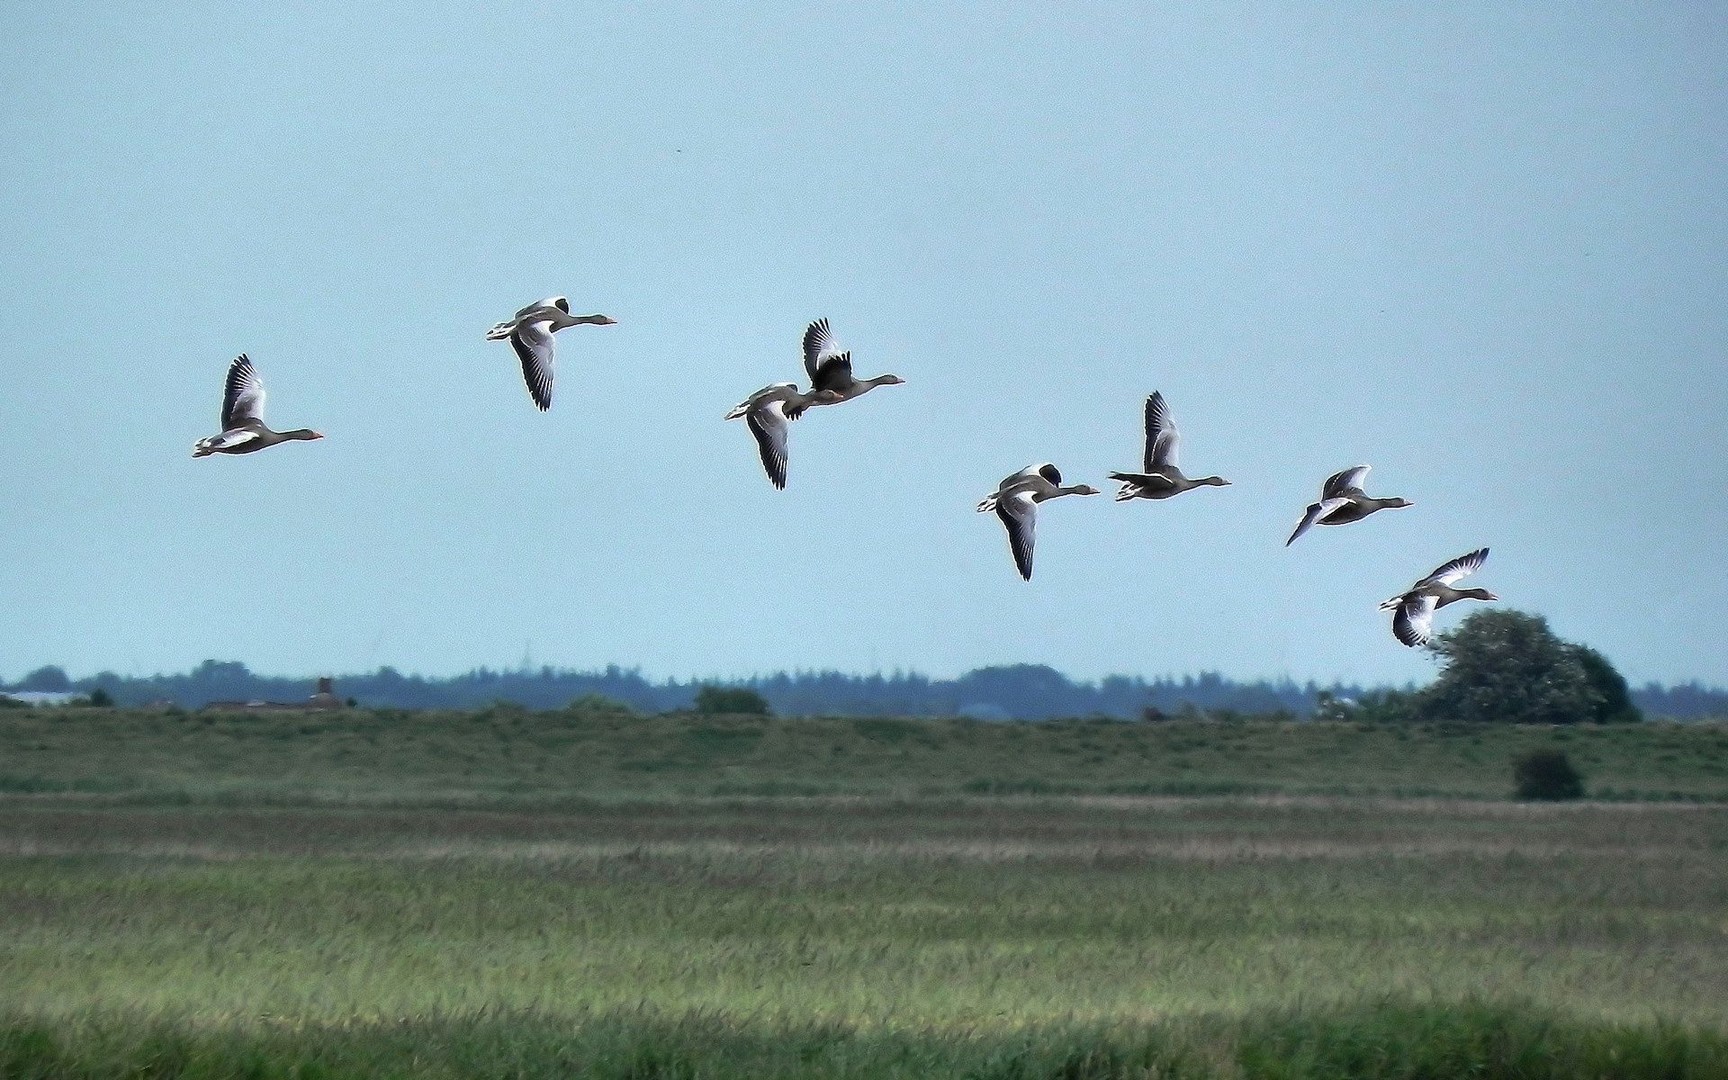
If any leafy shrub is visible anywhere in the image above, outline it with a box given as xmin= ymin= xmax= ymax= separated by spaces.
xmin=693 ymin=686 xmax=771 ymax=716
xmin=1572 ymin=645 xmax=1642 ymax=723
xmin=1422 ymin=610 xmax=1637 ymax=725
xmin=1514 ymin=749 xmax=1585 ymax=800
xmin=86 ymin=688 xmax=115 ymax=708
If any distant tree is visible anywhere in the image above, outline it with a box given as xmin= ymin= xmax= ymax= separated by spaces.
xmin=1513 ymin=749 xmax=1584 ymax=800
xmin=1419 ymin=609 xmax=1607 ymax=725
xmin=85 ymin=688 xmax=114 ymax=708
xmin=1571 ymin=645 xmax=1641 ymax=724
xmin=18 ymin=665 xmax=71 ymax=692
xmin=693 ymin=686 xmax=771 ymax=716
xmin=1341 ymin=689 xmax=1418 ymax=725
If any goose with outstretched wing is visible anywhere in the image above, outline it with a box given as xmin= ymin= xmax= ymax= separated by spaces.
xmin=1286 ymin=465 xmax=1412 ymax=545
xmin=485 ymin=296 xmax=616 ymax=410
xmin=978 ymin=464 xmax=1099 ymax=580
xmin=724 ymin=383 xmax=841 ymax=489
xmin=784 ymin=318 xmax=905 ymax=418
xmin=193 ymin=355 xmax=323 ymax=458
xmin=1380 ymin=548 xmax=1498 ymax=647
xmin=1107 ymin=392 xmax=1230 ymax=501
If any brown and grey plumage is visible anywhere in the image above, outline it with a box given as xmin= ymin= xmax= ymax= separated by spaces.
xmin=192 ymin=354 xmax=323 ymax=457
xmin=1286 ymin=465 xmax=1412 ymax=545
xmin=1379 ymin=548 xmax=1498 ymax=647
xmin=485 ymin=296 xmax=616 ymax=410
xmin=784 ymin=318 xmax=905 ymax=419
xmin=977 ymin=464 xmax=1100 ymax=581
xmin=1107 ymin=392 xmax=1230 ymax=501
xmin=724 ymin=383 xmax=842 ymax=489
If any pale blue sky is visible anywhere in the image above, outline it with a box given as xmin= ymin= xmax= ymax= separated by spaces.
xmin=2 ymin=3 xmax=1724 ymax=688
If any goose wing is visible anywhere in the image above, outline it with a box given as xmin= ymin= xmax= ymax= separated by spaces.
xmin=745 ymin=399 xmax=791 ymax=490
xmin=220 ymin=354 xmax=265 ymax=429
xmin=1420 ymin=547 xmax=1489 ymax=588
xmin=996 ymin=489 xmax=1038 ymax=580
xmin=517 ymin=296 xmax=569 ymax=321
xmin=1393 ymin=594 xmax=1439 ymax=647
xmin=1322 ymin=465 xmax=1370 ymax=498
xmin=997 ymin=463 xmax=1058 ymax=494
xmin=809 ymin=351 xmax=854 ymax=394
xmin=511 ymin=321 xmax=557 ymax=410
xmin=802 ymin=319 xmax=840 ymax=382
xmin=979 ymin=465 xmax=1042 ymax=512
xmin=1286 ymin=497 xmax=1349 ymax=546
xmin=1144 ymin=392 xmax=1179 ymax=470
xmin=726 ymin=383 xmax=794 ymax=420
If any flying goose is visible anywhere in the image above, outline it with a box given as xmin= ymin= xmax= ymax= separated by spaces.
xmin=1380 ymin=548 xmax=1498 ymax=647
xmin=977 ymin=464 xmax=1100 ymax=580
xmin=1286 ymin=465 xmax=1412 ymax=546
xmin=485 ymin=296 xmax=616 ymax=410
xmin=784 ymin=318 xmax=905 ymax=419
xmin=1107 ymin=392 xmax=1230 ymax=501
xmin=192 ymin=354 xmax=323 ymax=457
xmin=724 ymin=383 xmax=842 ymax=489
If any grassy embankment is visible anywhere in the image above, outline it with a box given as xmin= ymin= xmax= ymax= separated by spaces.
xmin=2 ymin=707 xmax=1726 ymax=1077
xmin=2 ymin=704 xmax=1725 ymax=802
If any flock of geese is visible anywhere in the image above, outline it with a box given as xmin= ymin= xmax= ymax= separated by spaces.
xmin=191 ymin=298 xmax=1496 ymax=648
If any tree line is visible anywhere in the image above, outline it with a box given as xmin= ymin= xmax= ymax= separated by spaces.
xmin=4 ymin=611 xmax=1724 ymax=720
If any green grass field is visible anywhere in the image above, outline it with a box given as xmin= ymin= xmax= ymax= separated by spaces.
xmin=3 ymin=709 xmax=1726 ymax=1077
xmin=3 ymin=705 xmax=1726 ymax=802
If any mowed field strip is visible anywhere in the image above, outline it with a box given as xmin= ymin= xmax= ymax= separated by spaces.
xmin=2 ymin=709 xmax=1726 ymax=1077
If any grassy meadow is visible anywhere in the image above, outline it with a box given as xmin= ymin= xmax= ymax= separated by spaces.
xmin=2 ymin=704 xmax=1726 ymax=802
xmin=2 ymin=707 xmax=1726 ymax=1077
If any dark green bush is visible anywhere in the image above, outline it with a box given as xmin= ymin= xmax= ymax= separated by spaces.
xmin=1572 ymin=645 xmax=1642 ymax=723
xmin=1514 ymin=749 xmax=1584 ymax=800
xmin=1422 ymin=610 xmax=1641 ymax=725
